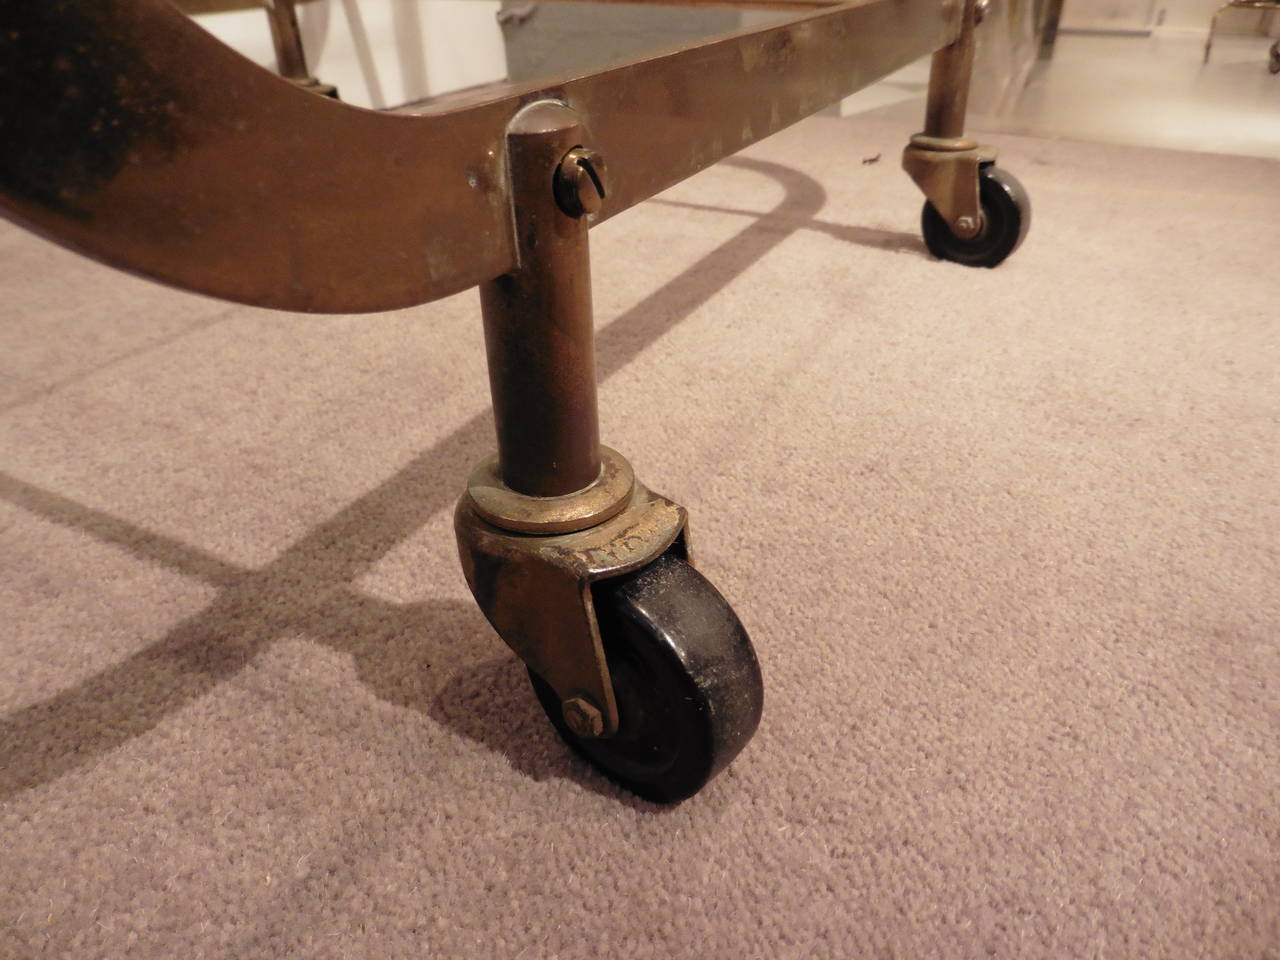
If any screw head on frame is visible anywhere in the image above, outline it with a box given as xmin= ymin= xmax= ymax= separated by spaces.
xmin=554 ymin=147 xmax=608 ymax=218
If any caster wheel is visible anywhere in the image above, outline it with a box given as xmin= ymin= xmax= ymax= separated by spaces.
xmin=529 ymin=552 xmax=763 ymax=803
xmin=1269 ymin=41 xmax=1279 ymax=75
xmin=922 ymin=164 xmax=1031 ymax=268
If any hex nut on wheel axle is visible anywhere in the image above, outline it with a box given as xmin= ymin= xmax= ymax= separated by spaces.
xmin=953 ymin=214 xmax=982 ymax=238
xmin=562 ymin=697 xmax=605 ymax=738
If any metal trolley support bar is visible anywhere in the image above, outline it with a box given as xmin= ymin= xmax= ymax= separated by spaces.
xmin=0 ymin=0 xmax=957 ymax=314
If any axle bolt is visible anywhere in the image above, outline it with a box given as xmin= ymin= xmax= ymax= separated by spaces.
xmin=954 ymin=214 xmax=981 ymax=237
xmin=562 ymin=696 xmax=605 ymax=738
xmin=554 ymin=147 xmax=608 ymax=218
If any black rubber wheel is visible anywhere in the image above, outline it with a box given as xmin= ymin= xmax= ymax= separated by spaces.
xmin=1269 ymin=41 xmax=1279 ymax=75
xmin=529 ymin=553 xmax=763 ymax=803
xmin=921 ymin=164 xmax=1031 ymax=268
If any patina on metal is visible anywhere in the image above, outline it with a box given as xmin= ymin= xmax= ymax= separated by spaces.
xmin=479 ymin=101 xmax=601 ymax=498
xmin=562 ymin=697 xmax=605 ymax=739
xmin=457 ymin=101 xmax=703 ymax=739
xmin=901 ymin=0 xmax=993 ymax=238
xmin=456 ymin=481 xmax=691 ymax=739
xmin=466 ymin=446 xmax=635 ymax=536
xmin=901 ymin=136 xmax=995 ymax=238
xmin=554 ymin=147 xmax=608 ymax=219
xmin=2 ymin=0 xmax=1006 ymax=787
xmin=0 ymin=0 xmax=956 ymax=313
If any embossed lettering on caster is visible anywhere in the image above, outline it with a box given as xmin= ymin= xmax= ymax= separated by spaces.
xmin=921 ymin=164 xmax=1030 ymax=268
xmin=529 ymin=553 xmax=763 ymax=803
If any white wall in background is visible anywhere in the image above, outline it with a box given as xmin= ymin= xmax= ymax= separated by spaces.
xmin=1152 ymin=0 xmax=1279 ymax=35
xmin=1061 ymin=0 xmax=1159 ymax=32
xmin=193 ymin=0 xmax=507 ymax=109
xmin=1057 ymin=0 xmax=1280 ymax=36
xmin=817 ymin=0 xmax=1043 ymax=119
xmin=1153 ymin=0 xmax=1220 ymax=29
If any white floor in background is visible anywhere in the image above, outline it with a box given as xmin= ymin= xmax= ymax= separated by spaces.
xmin=841 ymin=32 xmax=1280 ymax=159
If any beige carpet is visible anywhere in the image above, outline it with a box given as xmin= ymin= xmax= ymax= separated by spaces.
xmin=2 ymin=114 xmax=1277 ymax=958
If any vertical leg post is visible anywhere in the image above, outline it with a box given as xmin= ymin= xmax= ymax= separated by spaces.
xmin=263 ymin=0 xmax=338 ymax=97
xmin=923 ymin=0 xmax=984 ymax=142
xmin=457 ymin=100 xmax=680 ymax=739
xmin=902 ymin=0 xmax=995 ymax=238
xmin=479 ymin=102 xmax=601 ymax=498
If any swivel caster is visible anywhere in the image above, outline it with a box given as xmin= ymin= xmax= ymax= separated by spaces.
xmin=921 ymin=164 xmax=1031 ymax=268
xmin=904 ymin=0 xmax=1031 ymax=268
xmin=455 ymin=452 xmax=763 ymax=804
xmin=458 ymin=102 xmax=762 ymax=803
xmin=529 ymin=552 xmax=763 ymax=803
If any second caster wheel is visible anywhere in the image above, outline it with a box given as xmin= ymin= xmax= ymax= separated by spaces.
xmin=529 ymin=552 xmax=764 ymax=803
xmin=922 ymin=164 xmax=1031 ymax=268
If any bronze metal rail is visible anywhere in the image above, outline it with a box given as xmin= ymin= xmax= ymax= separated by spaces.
xmin=0 ymin=0 xmax=957 ymax=314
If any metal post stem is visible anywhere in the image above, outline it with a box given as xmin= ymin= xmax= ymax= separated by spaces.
xmin=479 ymin=102 xmax=603 ymax=498
xmin=263 ymin=0 xmax=310 ymax=82
xmin=923 ymin=0 xmax=980 ymax=140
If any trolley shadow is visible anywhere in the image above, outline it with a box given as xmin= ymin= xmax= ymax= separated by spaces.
xmin=0 ymin=157 xmax=917 ymax=804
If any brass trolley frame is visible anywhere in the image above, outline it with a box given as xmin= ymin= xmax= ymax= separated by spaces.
xmin=2 ymin=0 xmax=1004 ymax=749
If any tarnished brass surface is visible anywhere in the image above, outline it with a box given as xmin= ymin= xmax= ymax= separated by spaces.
xmin=561 ymin=697 xmax=605 ymax=738
xmin=554 ymin=147 xmax=608 ymax=219
xmin=902 ymin=137 xmax=996 ymax=237
xmin=923 ymin=0 xmax=981 ymax=141
xmin=907 ymin=134 xmax=979 ymax=152
xmin=0 ymin=0 xmax=956 ymax=313
xmin=455 ymin=481 xmax=690 ymax=738
xmin=467 ymin=446 xmax=636 ymax=535
xmin=904 ymin=0 xmax=989 ymax=236
xmin=480 ymin=102 xmax=602 ymax=497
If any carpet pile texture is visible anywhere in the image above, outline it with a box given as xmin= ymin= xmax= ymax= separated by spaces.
xmin=2 ymin=114 xmax=1277 ymax=958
